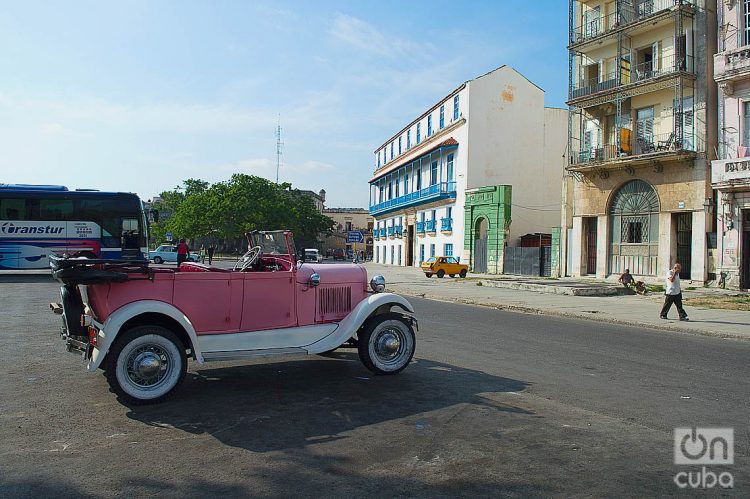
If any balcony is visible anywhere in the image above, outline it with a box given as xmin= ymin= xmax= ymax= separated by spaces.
xmin=441 ymin=218 xmax=453 ymax=232
xmin=569 ymin=131 xmax=701 ymax=171
xmin=387 ymin=226 xmax=395 ymax=238
xmin=373 ymin=230 xmax=379 ymax=240
xmin=378 ymin=228 xmax=386 ymax=238
xmin=712 ymin=157 xmax=750 ymax=190
xmin=416 ymin=222 xmax=426 ymax=234
xmin=370 ymin=181 xmax=457 ymax=216
xmin=715 ymin=45 xmax=750 ymax=88
xmin=570 ymin=1 xmax=696 ymax=49
xmin=425 ymin=219 xmax=436 ymax=233
xmin=570 ymin=54 xmax=694 ymax=104
xmin=395 ymin=225 xmax=403 ymax=237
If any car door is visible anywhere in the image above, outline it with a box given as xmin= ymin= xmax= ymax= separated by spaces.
xmin=173 ymin=271 xmax=237 ymax=333
xmin=240 ymin=269 xmax=296 ymax=332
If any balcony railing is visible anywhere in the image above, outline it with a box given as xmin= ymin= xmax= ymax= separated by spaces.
xmin=571 ymin=12 xmax=617 ymax=44
xmin=395 ymin=225 xmax=403 ymax=237
xmin=373 ymin=230 xmax=379 ymax=240
xmin=715 ymin=45 xmax=750 ymax=83
xmin=571 ymin=1 xmax=696 ymax=46
xmin=425 ymin=220 xmax=436 ymax=233
xmin=378 ymin=228 xmax=386 ymax=238
xmin=370 ymin=181 xmax=457 ymax=215
xmin=416 ymin=222 xmax=426 ymax=234
xmin=387 ymin=226 xmax=395 ymax=237
xmin=712 ymin=157 xmax=750 ymax=187
xmin=441 ymin=218 xmax=453 ymax=231
xmin=570 ymin=131 xmax=700 ymax=167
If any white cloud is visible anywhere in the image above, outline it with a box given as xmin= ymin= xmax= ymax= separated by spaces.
xmin=329 ymin=13 xmax=435 ymax=60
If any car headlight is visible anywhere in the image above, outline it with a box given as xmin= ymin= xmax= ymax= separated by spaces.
xmin=370 ymin=275 xmax=385 ymax=293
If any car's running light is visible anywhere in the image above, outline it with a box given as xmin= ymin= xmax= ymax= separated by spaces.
xmin=89 ymin=327 xmax=98 ymax=347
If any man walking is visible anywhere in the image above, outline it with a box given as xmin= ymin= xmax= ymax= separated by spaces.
xmin=207 ymin=245 xmax=215 ymax=265
xmin=660 ymin=262 xmax=689 ymax=321
xmin=176 ymin=238 xmax=190 ymax=268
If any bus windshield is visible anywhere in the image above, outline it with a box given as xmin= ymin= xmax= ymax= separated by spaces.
xmin=0 ymin=186 xmax=147 ymax=269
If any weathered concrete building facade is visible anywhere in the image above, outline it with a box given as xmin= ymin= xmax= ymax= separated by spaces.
xmin=563 ymin=0 xmax=717 ymax=282
xmin=712 ymin=0 xmax=750 ymax=289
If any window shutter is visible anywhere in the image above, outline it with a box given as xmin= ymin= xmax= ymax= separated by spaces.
xmin=652 ymin=41 xmax=660 ymax=71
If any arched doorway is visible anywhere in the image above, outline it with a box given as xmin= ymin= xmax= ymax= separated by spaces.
xmin=609 ymin=179 xmax=660 ymax=276
xmin=474 ymin=217 xmax=489 ymax=273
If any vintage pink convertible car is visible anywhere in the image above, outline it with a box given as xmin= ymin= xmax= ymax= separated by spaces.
xmin=50 ymin=230 xmax=417 ymax=404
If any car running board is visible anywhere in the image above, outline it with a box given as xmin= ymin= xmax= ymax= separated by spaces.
xmin=202 ymin=347 xmax=308 ymax=362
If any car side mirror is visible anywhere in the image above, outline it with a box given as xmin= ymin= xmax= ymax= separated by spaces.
xmin=309 ymin=273 xmax=321 ymax=287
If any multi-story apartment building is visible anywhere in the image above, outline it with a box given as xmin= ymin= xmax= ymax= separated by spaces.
xmin=369 ymin=66 xmax=567 ymax=273
xmin=713 ymin=0 xmax=750 ymax=289
xmin=564 ymin=0 xmax=717 ymax=282
xmin=321 ymin=208 xmax=374 ymax=259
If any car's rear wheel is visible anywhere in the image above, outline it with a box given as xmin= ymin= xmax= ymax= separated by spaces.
xmin=425 ymin=273 xmax=432 ymax=278
xmin=105 ymin=325 xmax=186 ymax=405
xmin=437 ymin=269 xmax=445 ymax=278
xmin=153 ymin=256 xmax=163 ymax=264
xmin=459 ymin=269 xmax=467 ymax=278
xmin=358 ymin=313 xmax=415 ymax=375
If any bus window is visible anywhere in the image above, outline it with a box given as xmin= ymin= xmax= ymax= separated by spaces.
xmin=0 ymin=199 xmax=25 ymax=220
xmin=40 ymin=199 xmax=73 ymax=220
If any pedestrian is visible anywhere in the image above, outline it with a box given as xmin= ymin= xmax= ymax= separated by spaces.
xmin=618 ymin=268 xmax=635 ymax=291
xmin=660 ymin=262 xmax=689 ymax=321
xmin=207 ymin=245 xmax=215 ymax=265
xmin=200 ymin=245 xmax=206 ymax=264
xmin=176 ymin=238 xmax=190 ymax=268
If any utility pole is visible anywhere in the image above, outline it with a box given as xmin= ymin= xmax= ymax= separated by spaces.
xmin=275 ymin=115 xmax=283 ymax=184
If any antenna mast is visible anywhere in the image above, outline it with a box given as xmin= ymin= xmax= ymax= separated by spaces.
xmin=275 ymin=115 xmax=283 ymax=184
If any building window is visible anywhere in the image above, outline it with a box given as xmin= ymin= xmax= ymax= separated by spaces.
xmin=440 ymin=105 xmax=445 ymax=129
xmin=427 ymin=115 xmax=432 ymax=136
xmin=387 ymin=181 xmax=392 ymax=199
xmin=390 ymin=142 xmax=394 ymax=160
xmin=390 ymin=245 xmax=394 ymax=264
xmin=416 ymin=168 xmax=422 ymax=190
xmin=377 ymin=154 xmax=381 ymax=168
xmin=417 ymin=123 xmax=421 ymax=144
xmin=453 ymin=95 xmax=459 ymax=120
xmin=419 ymin=244 xmax=425 ymax=264
xmin=609 ymin=179 xmax=660 ymax=276
xmin=743 ymin=102 xmax=750 ymax=147
xmin=375 ymin=245 xmax=379 ymax=263
xmin=430 ymin=244 xmax=435 ymax=258
xmin=398 ymin=136 xmax=402 ymax=155
xmin=745 ymin=0 xmax=750 ymax=45
xmin=447 ymin=153 xmax=454 ymax=181
xmin=444 ymin=243 xmax=453 ymax=256
xmin=383 ymin=149 xmax=387 ymax=165
xmin=420 ymin=212 xmax=425 ymax=223
xmin=407 ymin=130 xmax=411 ymax=149
xmin=398 ymin=245 xmax=402 ymax=265
xmin=431 ymin=209 xmax=436 ymax=221
xmin=635 ymin=107 xmax=654 ymax=153
xmin=446 ymin=207 xmax=452 ymax=219
xmin=430 ymin=160 xmax=438 ymax=185
xmin=404 ymin=174 xmax=409 ymax=194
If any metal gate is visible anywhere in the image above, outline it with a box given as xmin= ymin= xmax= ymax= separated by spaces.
xmin=586 ymin=218 xmax=598 ymax=275
xmin=503 ymin=247 xmax=546 ymax=276
xmin=474 ymin=238 xmax=488 ymax=273
xmin=676 ymin=213 xmax=692 ymax=280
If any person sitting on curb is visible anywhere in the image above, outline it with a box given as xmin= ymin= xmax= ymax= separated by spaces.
xmin=618 ymin=269 xmax=635 ymax=291
xmin=660 ymin=263 xmax=689 ymax=321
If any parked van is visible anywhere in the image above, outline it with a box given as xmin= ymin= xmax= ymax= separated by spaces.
xmin=304 ymin=248 xmax=321 ymax=262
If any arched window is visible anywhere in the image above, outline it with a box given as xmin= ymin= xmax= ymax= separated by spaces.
xmin=609 ymin=180 xmax=660 ymax=275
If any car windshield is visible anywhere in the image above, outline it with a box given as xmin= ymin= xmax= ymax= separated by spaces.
xmin=249 ymin=231 xmax=290 ymax=255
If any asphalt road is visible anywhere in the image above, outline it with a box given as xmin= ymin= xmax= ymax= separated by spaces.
xmin=1 ymin=276 xmax=748 ymax=497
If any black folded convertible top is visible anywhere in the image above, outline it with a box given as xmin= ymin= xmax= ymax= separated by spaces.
xmin=49 ymin=256 xmax=152 ymax=285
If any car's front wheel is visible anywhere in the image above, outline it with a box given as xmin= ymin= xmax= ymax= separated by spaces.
xmin=105 ymin=325 xmax=187 ymax=405
xmin=425 ymin=273 xmax=432 ymax=278
xmin=153 ymin=256 xmax=163 ymax=264
xmin=358 ymin=312 xmax=415 ymax=375
xmin=437 ymin=269 xmax=445 ymax=278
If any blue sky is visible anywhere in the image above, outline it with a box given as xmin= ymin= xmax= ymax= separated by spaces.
xmin=0 ymin=0 xmax=568 ymax=207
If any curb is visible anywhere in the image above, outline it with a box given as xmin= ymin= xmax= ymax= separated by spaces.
xmin=389 ymin=288 xmax=750 ymax=342
xmin=478 ymin=279 xmax=625 ymax=297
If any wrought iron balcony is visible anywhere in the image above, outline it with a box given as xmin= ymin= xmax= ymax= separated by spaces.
xmin=373 ymin=230 xmax=380 ymax=240
xmin=370 ymin=181 xmax=457 ymax=216
xmin=571 ymin=11 xmax=617 ymax=45
xmin=395 ymin=225 xmax=403 ymax=237
xmin=570 ymin=54 xmax=694 ymax=103
xmin=378 ymin=228 xmax=386 ymax=238
xmin=715 ymin=45 xmax=750 ymax=86
xmin=387 ymin=226 xmax=395 ymax=237
xmin=441 ymin=218 xmax=453 ymax=231
xmin=569 ymin=131 xmax=701 ymax=170
xmin=425 ymin=219 xmax=436 ymax=233
xmin=416 ymin=222 xmax=426 ymax=234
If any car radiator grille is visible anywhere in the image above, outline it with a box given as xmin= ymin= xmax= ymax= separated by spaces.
xmin=318 ymin=286 xmax=352 ymax=318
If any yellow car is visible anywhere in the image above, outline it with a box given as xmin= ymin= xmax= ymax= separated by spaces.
xmin=421 ymin=256 xmax=468 ymax=278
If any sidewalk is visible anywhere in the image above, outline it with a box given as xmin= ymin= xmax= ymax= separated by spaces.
xmin=363 ymin=263 xmax=750 ymax=341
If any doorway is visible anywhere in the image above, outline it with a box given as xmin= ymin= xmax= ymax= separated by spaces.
xmin=742 ymin=210 xmax=750 ymax=289
xmin=585 ymin=217 xmax=598 ymax=275
xmin=474 ymin=217 xmax=488 ymax=273
xmin=675 ymin=212 xmax=692 ymax=280
xmin=406 ymin=224 xmax=414 ymax=266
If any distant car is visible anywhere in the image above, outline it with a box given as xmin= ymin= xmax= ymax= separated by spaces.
xmin=149 ymin=245 xmax=196 ymax=264
xmin=332 ymin=248 xmax=346 ymax=261
xmin=421 ymin=256 xmax=468 ymax=278
xmin=304 ymin=249 xmax=321 ymax=263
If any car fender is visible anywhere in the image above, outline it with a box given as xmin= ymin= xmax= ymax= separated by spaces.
xmin=305 ymin=292 xmax=415 ymax=354
xmin=87 ymin=300 xmax=202 ymax=372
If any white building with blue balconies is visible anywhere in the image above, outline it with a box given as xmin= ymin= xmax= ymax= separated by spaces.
xmin=370 ymin=65 xmax=567 ymax=271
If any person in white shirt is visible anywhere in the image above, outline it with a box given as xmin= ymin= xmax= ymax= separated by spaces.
xmin=660 ymin=263 xmax=689 ymax=321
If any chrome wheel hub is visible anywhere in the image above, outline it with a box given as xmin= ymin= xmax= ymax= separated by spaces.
xmin=126 ymin=346 xmax=169 ymax=387
xmin=375 ymin=329 xmax=402 ymax=359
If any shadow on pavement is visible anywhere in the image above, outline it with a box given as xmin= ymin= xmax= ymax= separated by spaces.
xmin=0 ymin=273 xmax=55 ymax=283
xmin=125 ymin=353 xmax=530 ymax=454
